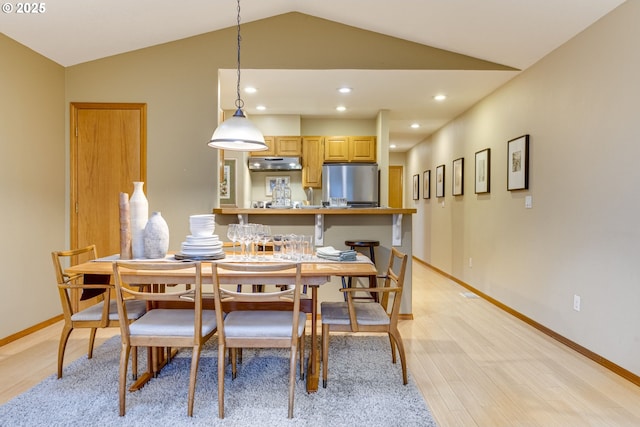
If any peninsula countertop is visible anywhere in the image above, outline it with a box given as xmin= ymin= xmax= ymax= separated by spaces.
xmin=212 ymin=207 xmax=416 ymax=215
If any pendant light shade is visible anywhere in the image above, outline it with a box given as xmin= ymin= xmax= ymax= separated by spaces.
xmin=209 ymin=108 xmax=267 ymax=151
xmin=208 ymin=0 xmax=267 ymax=152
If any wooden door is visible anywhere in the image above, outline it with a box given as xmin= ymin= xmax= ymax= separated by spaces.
xmin=70 ymin=103 xmax=146 ymax=258
xmin=389 ymin=165 xmax=403 ymax=208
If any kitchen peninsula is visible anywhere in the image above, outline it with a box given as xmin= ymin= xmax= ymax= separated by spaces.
xmin=213 ymin=207 xmax=416 ymax=315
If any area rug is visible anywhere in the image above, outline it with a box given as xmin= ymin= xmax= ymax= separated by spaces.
xmin=0 ymin=335 xmax=436 ymax=427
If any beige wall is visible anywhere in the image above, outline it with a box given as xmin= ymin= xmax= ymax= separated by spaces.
xmin=0 ymin=34 xmax=65 ymax=338
xmin=409 ymin=0 xmax=640 ymax=376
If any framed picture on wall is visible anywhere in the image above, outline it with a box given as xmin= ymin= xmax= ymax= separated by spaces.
xmin=475 ymin=148 xmax=490 ymax=194
xmin=219 ymin=158 xmax=237 ymax=207
xmin=453 ymin=158 xmax=464 ymax=196
xmin=266 ymin=176 xmax=290 ymax=196
xmin=507 ymin=134 xmax=530 ymax=190
xmin=412 ymin=174 xmax=420 ymax=200
xmin=436 ymin=164 xmax=445 ymax=198
xmin=423 ymin=170 xmax=430 ymax=199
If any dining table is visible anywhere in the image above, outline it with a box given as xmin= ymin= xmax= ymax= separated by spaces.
xmin=65 ymin=253 xmax=377 ymax=393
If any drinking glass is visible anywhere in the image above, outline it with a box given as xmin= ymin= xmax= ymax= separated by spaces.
xmin=282 ymin=234 xmax=293 ymax=260
xmin=272 ymin=234 xmax=283 ymax=258
xmin=240 ymin=224 xmax=253 ymax=260
xmin=301 ymin=235 xmax=313 ymax=260
xmin=226 ymin=224 xmax=238 ymax=259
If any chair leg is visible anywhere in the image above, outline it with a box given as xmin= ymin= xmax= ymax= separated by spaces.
xmin=389 ymin=329 xmax=408 ymax=385
xmin=131 ymin=347 xmax=138 ymax=380
xmin=231 ymin=348 xmax=238 ymax=380
xmin=119 ymin=343 xmax=131 ymax=416
xmin=87 ymin=327 xmax=98 ymax=359
xmin=321 ymin=323 xmax=330 ymax=388
xmin=187 ymin=345 xmax=201 ymax=417
xmin=388 ymin=333 xmax=397 ymax=364
xmin=288 ymin=342 xmax=297 ymax=418
xmin=57 ymin=325 xmax=73 ymax=378
xmin=298 ymin=331 xmax=305 ymax=380
xmin=217 ymin=343 xmax=226 ymax=419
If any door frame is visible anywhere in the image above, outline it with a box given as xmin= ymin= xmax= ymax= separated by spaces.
xmin=69 ymin=102 xmax=147 ymax=250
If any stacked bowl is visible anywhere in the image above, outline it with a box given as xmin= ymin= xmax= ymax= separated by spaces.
xmin=176 ymin=214 xmax=224 ymax=259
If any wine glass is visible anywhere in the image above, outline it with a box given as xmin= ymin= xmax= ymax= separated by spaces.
xmin=261 ymin=225 xmax=271 ymax=257
xmin=226 ymin=224 xmax=238 ymax=259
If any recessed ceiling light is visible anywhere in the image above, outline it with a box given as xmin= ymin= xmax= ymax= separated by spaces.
xmin=410 ymin=123 xmax=420 ymax=129
xmin=338 ymin=87 xmax=352 ymax=94
xmin=256 ymin=105 xmax=266 ymax=111
xmin=390 ymin=144 xmax=397 ymax=149
xmin=336 ymin=106 xmax=346 ymax=112
xmin=434 ymin=94 xmax=447 ymax=101
xmin=244 ymin=87 xmax=257 ymax=94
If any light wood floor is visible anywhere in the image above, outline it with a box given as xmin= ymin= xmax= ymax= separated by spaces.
xmin=2 ymin=260 xmax=640 ymax=426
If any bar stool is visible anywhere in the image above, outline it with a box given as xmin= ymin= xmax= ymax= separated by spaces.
xmin=340 ymin=239 xmax=379 ymax=301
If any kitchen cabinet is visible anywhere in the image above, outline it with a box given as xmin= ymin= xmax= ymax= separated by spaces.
xmin=250 ymin=136 xmax=302 ymax=157
xmin=302 ymin=136 xmax=324 ymax=188
xmin=324 ymin=136 xmax=376 ymax=162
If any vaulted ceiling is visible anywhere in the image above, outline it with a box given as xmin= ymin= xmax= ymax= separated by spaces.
xmin=0 ymin=0 xmax=626 ymax=150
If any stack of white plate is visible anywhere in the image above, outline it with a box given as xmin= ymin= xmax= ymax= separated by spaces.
xmin=180 ymin=234 xmax=224 ymax=256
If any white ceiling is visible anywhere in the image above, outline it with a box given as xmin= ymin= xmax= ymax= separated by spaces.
xmin=1 ymin=0 xmax=625 ymax=151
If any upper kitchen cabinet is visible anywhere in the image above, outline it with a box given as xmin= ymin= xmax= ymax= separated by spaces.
xmin=250 ymin=136 xmax=302 ymax=157
xmin=302 ymin=136 xmax=324 ymax=188
xmin=324 ymin=136 xmax=376 ymax=162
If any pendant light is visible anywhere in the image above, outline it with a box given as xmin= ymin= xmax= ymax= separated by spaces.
xmin=208 ymin=0 xmax=267 ymax=151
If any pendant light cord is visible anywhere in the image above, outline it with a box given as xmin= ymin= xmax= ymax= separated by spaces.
xmin=235 ymin=0 xmax=244 ymax=110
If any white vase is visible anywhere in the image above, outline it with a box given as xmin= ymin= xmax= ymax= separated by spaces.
xmin=144 ymin=211 xmax=170 ymax=259
xmin=130 ymin=181 xmax=149 ymax=259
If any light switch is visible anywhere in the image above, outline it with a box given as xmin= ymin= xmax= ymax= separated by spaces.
xmin=525 ymin=196 xmax=532 ymax=209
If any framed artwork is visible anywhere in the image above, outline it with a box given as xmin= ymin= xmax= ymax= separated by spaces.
xmin=436 ymin=164 xmax=445 ymax=198
xmin=507 ymin=134 xmax=529 ymax=190
xmin=219 ymin=159 xmax=237 ymax=207
xmin=412 ymin=174 xmax=420 ymax=200
xmin=423 ymin=170 xmax=430 ymax=199
xmin=475 ymin=148 xmax=490 ymax=194
xmin=266 ymin=176 xmax=290 ymax=196
xmin=453 ymin=158 xmax=464 ymax=196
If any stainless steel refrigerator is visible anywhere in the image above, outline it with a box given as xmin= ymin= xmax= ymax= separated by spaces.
xmin=322 ymin=163 xmax=379 ymax=207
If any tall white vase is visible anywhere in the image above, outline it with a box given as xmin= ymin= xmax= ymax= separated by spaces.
xmin=130 ymin=181 xmax=149 ymax=259
xmin=144 ymin=212 xmax=170 ymax=258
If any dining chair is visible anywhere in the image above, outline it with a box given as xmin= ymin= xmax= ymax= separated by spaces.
xmin=51 ymin=245 xmax=146 ymax=379
xmin=112 ymin=261 xmax=218 ymax=417
xmin=211 ymin=262 xmax=305 ymax=419
xmin=321 ymin=247 xmax=409 ymax=388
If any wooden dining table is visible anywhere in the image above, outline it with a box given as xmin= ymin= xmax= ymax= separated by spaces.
xmin=65 ymin=254 xmax=377 ymax=393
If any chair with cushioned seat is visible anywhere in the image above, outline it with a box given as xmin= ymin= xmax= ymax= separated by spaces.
xmin=321 ymin=247 xmax=408 ymax=388
xmin=51 ymin=245 xmax=146 ymax=379
xmin=112 ymin=261 xmax=218 ymax=417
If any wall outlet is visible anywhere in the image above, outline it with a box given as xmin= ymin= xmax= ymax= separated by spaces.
xmin=573 ymin=294 xmax=581 ymax=312
xmin=525 ymin=195 xmax=533 ymax=209
xmin=468 ymin=257 xmax=473 ymax=268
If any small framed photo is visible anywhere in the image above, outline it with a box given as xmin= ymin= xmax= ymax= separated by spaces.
xmin=475 ymin=148 xmax=490 ymax=194
xmin=452 ymin=158 xmax=464 ymax=196
xmin=412 ymin=174 xmax=420 ymax=200
xmin=423 ymin=170 xmax=430 ymax=199
xmin=436 ymin=164 xmax=445 ymax=198
xmin=220 ymin=158 xmax=237 ymax=207
xmin=266 ymin=176 xmax=290 ymax=196
xmin=507 ymin=135 xmax=529 ymax=190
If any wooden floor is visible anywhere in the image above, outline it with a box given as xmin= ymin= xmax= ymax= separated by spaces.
xmin=2 ymin=260 xmax=640 ymax=426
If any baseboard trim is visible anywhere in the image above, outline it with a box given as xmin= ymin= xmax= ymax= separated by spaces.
xmin=0 ymin=314 xmax=63 ymax=347
xmin=414 ymin=256 xmax=640 ymax=388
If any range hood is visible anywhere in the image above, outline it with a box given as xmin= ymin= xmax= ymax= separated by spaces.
xmin=248 ymin=156 xmax=302 ymax=171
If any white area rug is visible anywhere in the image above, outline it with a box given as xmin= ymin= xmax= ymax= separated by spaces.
xmin=0 ymin=335 xmax=437 ymax=426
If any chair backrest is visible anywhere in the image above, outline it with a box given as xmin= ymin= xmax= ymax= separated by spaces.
xmin=51 ymin=245 xmax=111 ymax=320
xmin=112 ymin=261 xmax=203 ymax=342
xmin=379 ymin=247 xmax=408 ymax=322
xmin=211 ymin=262 xmax=302 ymax=342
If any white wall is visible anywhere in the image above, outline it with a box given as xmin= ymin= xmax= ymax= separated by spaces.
xmin=410 ymin=0 xmax=640 ymax=376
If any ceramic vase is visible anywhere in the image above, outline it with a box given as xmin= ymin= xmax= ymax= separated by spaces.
xmin=144 ymin=211 xmax=170 ymax=259
xmin=130 ymin=181 xmax=149 ymax=259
